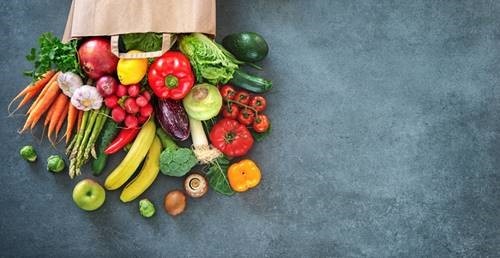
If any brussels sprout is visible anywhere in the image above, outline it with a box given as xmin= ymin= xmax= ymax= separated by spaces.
xmin=139 ymin=199 xmax=155 ymax=218
xmin=47 ymin=155 xmax=65 ymax=173
xmin=20 ymin=145 xmax=37 ymax=162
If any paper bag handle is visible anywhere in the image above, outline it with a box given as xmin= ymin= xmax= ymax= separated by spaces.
xmin=110 ymin=33 xmax=176 ymax=59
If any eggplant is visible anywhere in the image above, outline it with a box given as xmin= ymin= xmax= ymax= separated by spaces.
xmin=155 ymin=99 xmax=190 ymax=141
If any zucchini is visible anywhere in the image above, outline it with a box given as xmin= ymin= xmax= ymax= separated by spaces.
xmin=230 ymin=69 xmax=272 ymax=93
xmin=91 ymin=119 xmax=119 ymax=175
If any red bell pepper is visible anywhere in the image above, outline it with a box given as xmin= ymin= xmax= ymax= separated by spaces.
xmin=209 ymin=118 xmax=254 ymax=157
xmin=104 ymin=127 xmax=140 ymax=154
xmin=147 ymin=51 xmax=194 ymax=100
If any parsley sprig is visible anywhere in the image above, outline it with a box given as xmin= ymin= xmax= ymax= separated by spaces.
xmin=24 ymin=32 xmax=84 ymax=81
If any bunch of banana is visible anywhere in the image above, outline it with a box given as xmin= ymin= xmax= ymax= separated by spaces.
xmin=120 ymin=136 xmax=161 ymax=202
xmin=105 ymin=120 xmax=161 ymax=202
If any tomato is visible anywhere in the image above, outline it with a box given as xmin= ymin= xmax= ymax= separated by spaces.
xmin=219 ymin=85 xmax=236 ymax=101
xmin=249 ymin=95 xmax=267 ymax=112
xmin=253 ymin=114 xmax=270 ymax=133
xmin=234 ymin=90 xmax=250 ymax=105
xmin=237 ymin=108 xmax=255 ymax=125
xmin=222 ymin=104 xmax=240 ymax=119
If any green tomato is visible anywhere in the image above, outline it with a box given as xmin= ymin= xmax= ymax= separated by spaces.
xmin=47 ymin=155 xmax=65 ymax=173
xmin=139 ymin=199 xmax=155 ymax=218
xmin=20 ymin=145 xmax=37 ymax=162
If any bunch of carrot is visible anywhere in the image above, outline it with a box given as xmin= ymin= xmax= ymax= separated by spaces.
xmin=9 ymin=71 xmax=82 ymax=145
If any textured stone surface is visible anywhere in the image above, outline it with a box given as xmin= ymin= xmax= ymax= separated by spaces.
xmin=0 ymin=0 xmax=499 ymax=257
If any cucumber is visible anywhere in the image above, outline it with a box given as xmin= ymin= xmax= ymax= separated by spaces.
xmin=222 ymin=32 xmax=269 ymax=63
xmin=91 ymin=119 xmax=119 ymax=175
xmin=230 ymin=69 xmax=272 ymax=93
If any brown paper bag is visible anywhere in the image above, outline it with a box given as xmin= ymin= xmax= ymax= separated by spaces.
xmin=62 ymin=0 xmax=216 ymax=58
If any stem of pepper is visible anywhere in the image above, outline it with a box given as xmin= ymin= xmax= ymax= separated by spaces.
xmin=165 ymin=74 xmax=178 ymax=89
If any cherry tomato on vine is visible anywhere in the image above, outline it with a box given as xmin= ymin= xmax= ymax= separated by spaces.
xmin=222 ymin=104 xmax=240 ymax=119
xmin=253 ymin=114 xmax=270 ymax=133
xmin=237 ymin=108 xmax=255 ymax=125
xmin=249 ymin=95 xmax=267 ymax=112
xmin=234 ymin=91 xmax=250 ymax=105
xmin=220 ymin=85 xmax=236 ymax=101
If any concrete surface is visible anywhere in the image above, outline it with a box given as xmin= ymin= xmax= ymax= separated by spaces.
xmin=0 ymin=0 xmax=499 ymax=257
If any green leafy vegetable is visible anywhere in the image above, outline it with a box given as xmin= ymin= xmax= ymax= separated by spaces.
xmin=120 ymin=33 xmax=163 ymax=52
xmin=25 ymin=32 xmax=84 ymax=81
xmin=205 ymin=156 xmax=234 ymax=196
xmin=179 ymin=33 xmax=242 ymax=85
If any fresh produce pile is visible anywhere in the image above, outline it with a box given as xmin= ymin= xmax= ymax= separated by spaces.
xmin=11 ymin=31 xmax=272 ymax=217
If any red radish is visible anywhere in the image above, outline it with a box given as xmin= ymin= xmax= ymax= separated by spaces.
xmin=142 ymin=91 xmax=151 ymax=101
xmin=116 ymin=84 xmax=127 ymax=97
xmin=96 ymin=76 xmax=118 ymax=96
xmin=124 ymin=115 xmax=138 ymax=128
xmin=140 ymin=103 xmax=153 ymax=117
xmin=111 ymin=107 xmax=126 ymax=123
xmin=78 ymin=37 xmax=118 ymax=80
xmin=127 ymin=84 xmax=141 ymax=97
xmin=135 ymin=96 xmax=148 ymax=107
xmin=137 ymin=115 xmax=149 ymax=124
xmin=104 ymin=95 xmax=119 ymax=108
xmin=124 ymin=98 xmax=139 ymax=114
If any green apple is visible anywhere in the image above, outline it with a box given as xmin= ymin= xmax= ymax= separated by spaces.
xmin=72 ymin=179 xmax=106 ymax=211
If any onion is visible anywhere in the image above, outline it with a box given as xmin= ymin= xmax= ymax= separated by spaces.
xmin=78 ymin=37 xmax=119 ymax=80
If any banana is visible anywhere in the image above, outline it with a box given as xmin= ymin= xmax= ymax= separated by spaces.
xmin=120 ymin=136 xmax=161 ymax=202
xmin=104 ymin=120 xmax=156 ymax=190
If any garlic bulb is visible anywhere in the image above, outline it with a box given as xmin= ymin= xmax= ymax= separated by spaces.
xmin=71 ymin=85 xmax=103 ymax=111
xmin=58 ymin=72 xmax=83 ymax=97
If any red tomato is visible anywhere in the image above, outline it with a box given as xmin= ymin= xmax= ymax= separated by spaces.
xmin=222 ymin=104 xmax=240 ymax=119
xmin=237 ymin=108 xmax=255 ymax=125
xmin=234 ymin=91 xmax=250 ymax=105
xmin=219 ymin=85 xmax=236 ymax=101
xmin=249 ymin=95 xmax=267 ymax=112
xmin=253 ymin=114 xmax=270 ymax=133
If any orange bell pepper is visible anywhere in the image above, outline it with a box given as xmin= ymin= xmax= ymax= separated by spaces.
xmin=227 ymin=159 xmax=261 ymax=192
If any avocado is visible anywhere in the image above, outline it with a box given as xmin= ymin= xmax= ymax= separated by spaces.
xmin=222 ymin=32 xmax=269 ymax=63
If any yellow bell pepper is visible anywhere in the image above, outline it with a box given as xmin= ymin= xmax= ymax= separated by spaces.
xmin=227 ymin=159 xmax=261 ymax=192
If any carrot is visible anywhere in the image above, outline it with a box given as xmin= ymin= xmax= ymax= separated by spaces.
xmin=20 ymin=81 xmax=61 ymax=133
xmin=47 ymin=93 xmax=68 ymax=144
xmin=27 ymin=72 xmax=60 ymax=115
xmin=44 ymin=102 xmax=56 ymax=126
xmin=76 ymin=110 xmax=83 ymax=133
xmin=8 ymin=70 xmax=56 ymax=114
xmin=65 ymin=104 xmax=78 ymax=143
xmin=55 ymin=102 xmax=69 ymax=139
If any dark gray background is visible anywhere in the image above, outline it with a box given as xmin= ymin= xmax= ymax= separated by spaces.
xmin=1 ymin=0 xmax=499 ymax=257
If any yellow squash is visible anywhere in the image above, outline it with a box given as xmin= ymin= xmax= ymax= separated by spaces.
xmin=104 ymin=120 xmax=156 ymax=190
xmin=120 ymin=136 xmax=161 ymax=202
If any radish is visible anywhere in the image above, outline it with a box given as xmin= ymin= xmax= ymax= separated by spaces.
xmin=135 ymin=96 xmax=148 ymax=107
xmin=104 ymin=95 xmax=119 ymax=108
xmin=111 ymin=107 xmax=126 ymax=123
xmin=124 ymin=98 xmax=139 ymax=114
xmin=116 ymin=84 xmax=127 ymax=97
xmin=127 ymin=84 xmax=141 ymax=97
xmin=140 ymin=103 xmax=153 ymax=117
xmin=125 ymin=115 xmax=138 ymax=128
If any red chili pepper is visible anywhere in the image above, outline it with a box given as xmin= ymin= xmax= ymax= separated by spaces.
xmin=104 ymin=127 xmax=140 ymax=154
xmin=209 ymin=118 xmax=254 ymax=157
xmin=147 ymin=51 xmax=194 ymax=100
